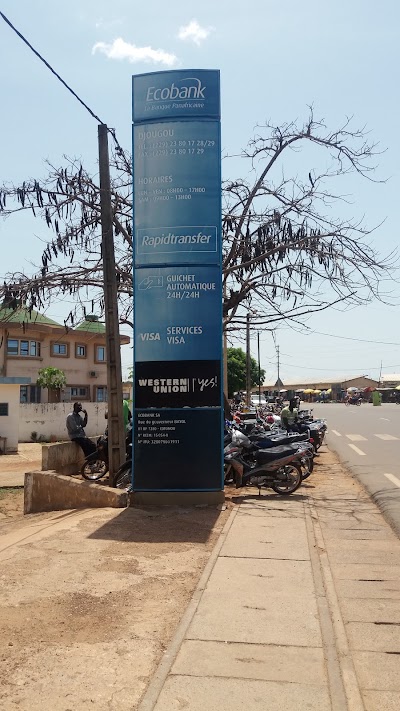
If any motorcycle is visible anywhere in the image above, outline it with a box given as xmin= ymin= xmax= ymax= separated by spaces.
xmin=224 ymin=429 xmax=303 ymax=495
xmin=249 ymin=429 xmax=315 ymax=479
xmin=112 ymin=439 xmax=133 ymax=491
xmin=346 ymin=396 xmax=362 ymax=406
xmin=80 ymin=424 xmax=132 ymax=482
xmin=80 ymin=434 xmax=109 ymax=481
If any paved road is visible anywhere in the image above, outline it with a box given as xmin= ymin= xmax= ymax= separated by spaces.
xmin=311 ymin=402 xmax=400 ymax=536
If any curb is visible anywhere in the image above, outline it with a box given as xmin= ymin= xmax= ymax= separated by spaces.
xmin=306 ymin=497 xmax=364 ymax=711
xmin=0 ymin=484 xmax=24 ymax=489
xmin=137 ymin=504 xmax=239 ymax=711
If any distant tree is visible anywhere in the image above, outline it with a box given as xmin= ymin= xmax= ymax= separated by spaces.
xmin=227 ymin=347 xmax=265 ymax=396
xmin=36 ymin=367 xmax=66 ymax=403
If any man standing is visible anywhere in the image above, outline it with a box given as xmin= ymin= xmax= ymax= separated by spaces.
xmin=66 ymin=402 xmax=96 ymax=456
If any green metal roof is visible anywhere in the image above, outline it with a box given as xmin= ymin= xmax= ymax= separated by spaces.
xmin=75 ymin=319 xmax=106 ymax=334
xmin=0 ymin=306 xmax=62 ymax=327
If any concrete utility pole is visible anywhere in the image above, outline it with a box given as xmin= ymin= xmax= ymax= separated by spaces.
xmin=257 ymin=331 xmax=261 ymax=404
xmin=246 ymin=313 xmax=251 ymax=407
xmin=98 ymin=124 xmax=126 ymax=482
xmin=223 ymin=284 xmax=229 ymax=402
xmin=277 ymin=345 xmax=280 ymax=384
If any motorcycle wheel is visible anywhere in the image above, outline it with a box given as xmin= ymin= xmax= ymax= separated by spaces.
xmin=224 ymin=463 xmax=234 ymax=484
xmin=300 ymin=454 xmax=314 ymax=479
xmin=113 ymin=461 xmax=132 ymax=491
xmin=271 ymin=463 xmax=302 ymax=495
xmin=81 ymin=459 xmax=108 ymax=481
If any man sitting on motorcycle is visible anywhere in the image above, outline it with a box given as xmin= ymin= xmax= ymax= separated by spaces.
xmin=281 ymin=399 xmax=309 ymax=434
xmin=280 ymin=399 xmax=299 ymax=431
xmin=66 ymin=402 xmax=97 ymax=457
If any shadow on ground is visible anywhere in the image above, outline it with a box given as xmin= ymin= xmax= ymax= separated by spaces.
xmin=88 ymin=505 xmax=222 ymax=544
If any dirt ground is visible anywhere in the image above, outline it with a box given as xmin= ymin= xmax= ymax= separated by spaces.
xmin=0 ymin=487 xmax=233 ymax=710
xmin=0 ymin=443 xmax=42 ymax=472
xmin=0 ymin=488 xmax=24 ymax=518
xmin=0 ymin=443 xmax=43 ymax=489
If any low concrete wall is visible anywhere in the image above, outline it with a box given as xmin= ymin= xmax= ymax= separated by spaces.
xmin=42 ymin=438 xmax=97 ymax=475
xmin=24 ymin=470 xmax=128 ymax=513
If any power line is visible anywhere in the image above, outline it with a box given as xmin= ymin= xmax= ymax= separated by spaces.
xmin=259 ymin=329 xmax=400 ymax=348
xmin=280 ymin=362 xmax=373 ymax=373
xmin=0 ymin=10 xmax=127 ymax=159
xmin=302 ymin=330 xmax=400 ymax=347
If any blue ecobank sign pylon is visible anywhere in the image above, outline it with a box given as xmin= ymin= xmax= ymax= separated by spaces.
xmin=132 ymin=70 xmax=222 ymax=492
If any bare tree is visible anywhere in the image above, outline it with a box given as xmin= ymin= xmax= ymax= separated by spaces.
xmin=0 ymin=110 xmax=396 ymax=332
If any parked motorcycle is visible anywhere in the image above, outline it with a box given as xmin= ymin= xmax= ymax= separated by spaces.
xmin=224 ymin=429 xmax=303 ymax=495
xmin=80 ymin=434 xmax=109 ymax=481
xmin=249 ymin=430 xmax=315 ymax=479
xmin=112 ymin=449 xmax=133 ymax=490
xmin=80 ymin=425 xmax=132 ymax=482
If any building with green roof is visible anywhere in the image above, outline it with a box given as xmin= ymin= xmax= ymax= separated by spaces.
xmin=0 ymin=308 xmax=129 ymax=403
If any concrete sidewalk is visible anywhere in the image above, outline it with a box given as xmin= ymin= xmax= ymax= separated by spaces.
xmin=139 ymin=452 xmax=400 ymax=711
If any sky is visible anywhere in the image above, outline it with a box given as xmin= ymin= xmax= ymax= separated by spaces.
xmin=0 ymin=0 xmax=399 ymax=382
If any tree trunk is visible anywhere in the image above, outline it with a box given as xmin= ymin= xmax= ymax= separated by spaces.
xmin=48 ymin=389 xmax=61 ymax=403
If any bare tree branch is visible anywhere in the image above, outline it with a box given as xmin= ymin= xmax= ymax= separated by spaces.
xmin=0 ymin=111 xmax=396 ymax=332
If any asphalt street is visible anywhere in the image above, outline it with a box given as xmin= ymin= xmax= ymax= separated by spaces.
xmin=311 ymin=402 xmax=400 ymax=536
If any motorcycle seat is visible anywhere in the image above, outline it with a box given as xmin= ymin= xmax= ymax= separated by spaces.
xmin=255 ymin=445 xmax=297 ymax=463
xmin=286 ymin=433 xmax=308 ymax=442
xmin=250 ymin=434 xmax=288 ymax=446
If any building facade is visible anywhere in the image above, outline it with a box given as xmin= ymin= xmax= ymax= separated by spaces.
xmin=261 ymin=375 xmax=379 ymax=399
xmin=0 ymin=306 xmax=130 ymax=403
xmin=381 ymin=374 xmax=400 ymax=388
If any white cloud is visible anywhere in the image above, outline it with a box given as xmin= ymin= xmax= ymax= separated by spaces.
xmin=92 ymin=38 xmax=177 ymax=67
xmin=178 ymin=19 xmax=214 ymax=46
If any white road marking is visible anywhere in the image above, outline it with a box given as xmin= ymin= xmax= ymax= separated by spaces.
xmin=374 ymin=434 xmax=399 ymax=441
xmin=384 ymin=473 xmax=400 ymax=488
xmin=331 ymin=430 xmax=341 ymax=436
xmin=348 ymin=444 xmax=366 ymax=456
xmin=346 ymin=434 xmax=368 ymax=442
xmin=380 ymin=418 xmax=390 ymax=421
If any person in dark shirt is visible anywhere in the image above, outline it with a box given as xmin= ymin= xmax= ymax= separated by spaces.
xmin=66 ymin=402 xmax=96 ymax=457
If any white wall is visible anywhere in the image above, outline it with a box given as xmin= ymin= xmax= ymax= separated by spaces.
xmin=0 ymin=384 xmax=21 ymax=452
xmin=18 ymin=402 xmax=108 ymax=442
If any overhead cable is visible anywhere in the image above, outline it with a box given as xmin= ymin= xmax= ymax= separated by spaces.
xmin=0 ymin=10 xmax=127 ymax=158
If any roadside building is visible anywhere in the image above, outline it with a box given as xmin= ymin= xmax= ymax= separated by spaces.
xmin=0 ymin=376 xmax=31 ymax=452
xmin=261 ymin=375 xmax=379 ymax=400
xmin=0 ymin=305 xmax=130 ymax=403
xmin=381 ymin=374 xmax=400 ymax=388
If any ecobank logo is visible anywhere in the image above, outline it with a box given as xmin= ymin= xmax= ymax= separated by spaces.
xmin=146 ymin=77 xmax=206 ymax=103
